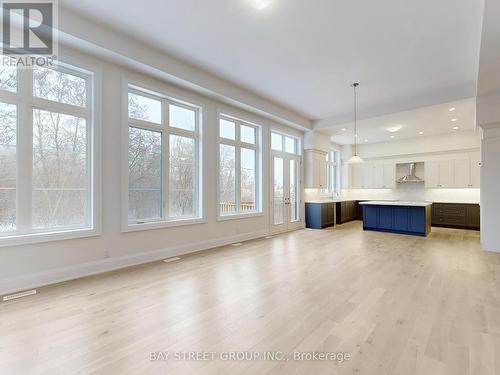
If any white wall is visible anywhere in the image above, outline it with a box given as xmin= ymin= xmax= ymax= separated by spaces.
xmin=355 ymin=130 xmax=480 ymax=159
xmin=479 ymin=124 xmax=500 ymax=252
xmin=303 ymin=130 xmax=332 ymax=152
xmin=476 ymin=0 xmax=500 ymax=252
xmin=341 ymin=131 xmax=481 ymax=203
xmin=0 ymin=45 xmax=304 ymax=295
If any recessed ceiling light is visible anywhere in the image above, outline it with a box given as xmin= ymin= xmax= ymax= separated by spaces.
xmin=386 ymin=126 xmax=402 ymax=133
xmin=341 ymin=128 xmax=347 ymax=131
xmin=451 ymin=118 xmax=457 ymax=122
xmin=249 ymin=0 xmax=272 ymax=9
xmin=419 ymin=131 xmax=424 ymax=135
xmin=449 ymin=107 xmax=456 ymax=111
xmin=364 ymin=139 xmax=368 ymax=142
xmin=452 ymin=126 xmax=459 ymax=130
xmin=390 ymin=135 xmax=395 ymax=139
xmin=354 ymin=133 xmax=358 ymax=137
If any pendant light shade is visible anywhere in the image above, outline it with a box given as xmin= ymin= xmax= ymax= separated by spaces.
xmin=348 ymin=155 xmax=364 ymax=164
xmin=348 ymin=82 xmax=364 ymax=164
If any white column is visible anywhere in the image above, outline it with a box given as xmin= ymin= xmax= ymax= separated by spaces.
xmin=479 ymin=123 xmax=500 ymax=252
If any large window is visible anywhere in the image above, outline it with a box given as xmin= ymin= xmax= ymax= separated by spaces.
xmin=126 ymin=86 xmax=201 ymax=227
xmin=218 ymin=115 xmax=260 ymax=216
xmin=0 ymin=64 xmax=94 ymax=242
xmin=325 ymin=150 xmax=340 ymax=195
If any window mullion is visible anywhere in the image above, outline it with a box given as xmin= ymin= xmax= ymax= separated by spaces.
xmin=235 ymin=124 xmax=241 ymax=213
xmin=30 ymin=97 xmax=88 ymax=118
xmin=162 ymin=101 xmax=169 ymax=220
xmin=16 ymin=68 xmax=33 ymax=232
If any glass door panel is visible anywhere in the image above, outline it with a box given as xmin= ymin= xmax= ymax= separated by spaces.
xmin=289 ymin=159 xmax=299 ymax=222
xmin=273 ymin=157 xmax=284 ymax=225
xmin=271 ymin=154 xmax=301 ymax=233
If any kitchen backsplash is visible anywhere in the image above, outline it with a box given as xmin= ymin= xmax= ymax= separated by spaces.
xmin=306 ymin=185 xmax=480 ymax=203
xmin=342 ymin=184 xmax=480 ymax=203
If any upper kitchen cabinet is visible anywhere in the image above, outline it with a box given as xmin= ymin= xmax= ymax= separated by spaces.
xmin=425 ymin=153 xmax=480 ymax=188
xmin=304 ymin=149 xmax=327 ymax=189
xmin=382 ymin=163 xmax=397 ymax=189
xmin=425 ymin=160 xmax=454 ymax=188
xmin=470 ymin=153 xmax=481 ymax=188
xmin=351 ymin=161 xmax=396 ymax=189
xmin=457 ymin=153 xmax=480 ymax=188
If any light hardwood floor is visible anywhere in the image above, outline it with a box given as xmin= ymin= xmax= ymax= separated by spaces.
xmin=1 ymin=222 xmax=498 ymax=375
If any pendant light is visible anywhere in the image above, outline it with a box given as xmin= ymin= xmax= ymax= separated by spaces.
xmin=348 ymin=82 xmax=364 ymax=164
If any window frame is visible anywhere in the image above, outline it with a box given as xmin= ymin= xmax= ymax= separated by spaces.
xmin=217 ymin=113 xmax=262 ymax=221
xmin=322 ymin=150 xmax=340 ymax=196
xmin=122 ymin=82 xmax=204 ymax=232
xmin=0 ymin=60 xmax=100 ymax=247
xmin=271 ymin=130 xmax=301 ymax=156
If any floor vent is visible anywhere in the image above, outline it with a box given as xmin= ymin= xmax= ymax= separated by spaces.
xmin=231 ymin=242 xmax=243 ymax=247
xmin=163 ymin=257 xmax=181 ymax=263
xmin=3 ymin=289 xmax=37 ymax=302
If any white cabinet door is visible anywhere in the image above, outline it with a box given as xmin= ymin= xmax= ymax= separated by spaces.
xmin=318 ymin=159 xmax=327 ymax=189
xmin=312 ymin=158 xmax=320 ymax=188
xmin=372 ymin=163 xmax=384 ymax=188
xmin=425 ymin=161 xmax=440 ymax=188
xmin=382 ymin=163 xmax=396 ymax=189
xmin=439 ymin=160 xmax=454 ymax=188
xmin=352 ymin=162 xmax=396 ymax=189
xmin=304 ymin=150 xmax=327 ymax=189
xmin=352 ymin=164 xmax=363 ymax=189
xmin=304 ymin=151 xmax=314 ymax=188
xmin=362 ymin=163 xmax=374 ymax=188
xmin=470 ymin=154 xmax=480 ymax=188
xmin=454 ymin=158 xmax=470 ymax=188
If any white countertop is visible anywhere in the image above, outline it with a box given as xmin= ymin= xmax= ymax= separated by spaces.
xmin=358 ymin=201 xmax=432 ymax=207
xmin=305 ymin=199 xmax=479 ymax=205
xmin=305 ymin=199 xmax=355 ymax=203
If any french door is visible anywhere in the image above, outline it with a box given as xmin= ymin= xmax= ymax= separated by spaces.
xmin=271 ymin=153 xmax=302 ymax=233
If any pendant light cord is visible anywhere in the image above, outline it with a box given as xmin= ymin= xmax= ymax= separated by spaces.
xmin=352 ymin=82 xmax=359 ymax=156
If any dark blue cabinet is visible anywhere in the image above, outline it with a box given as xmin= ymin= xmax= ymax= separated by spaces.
xmin=362 ymin=204 xmax=431 ymax=236
xmin=305 ymin=202 xmax=335 ymax=229
xmin=363 ymin=206 xmax=378 ymax=228
xmin=393 ymin=207 xmax=409 ymax=231
xmin=379 ymin=207 xmax=393 ymax=229
xmin=409 ymin=207 xmax=426 ymax=233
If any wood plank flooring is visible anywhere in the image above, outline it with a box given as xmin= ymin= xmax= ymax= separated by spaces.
xmin=1 ymin=222 xmax=499 ymax=375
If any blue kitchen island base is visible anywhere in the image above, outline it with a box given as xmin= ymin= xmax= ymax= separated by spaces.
xmin=360 ymin=201 xmax=432 ymax=237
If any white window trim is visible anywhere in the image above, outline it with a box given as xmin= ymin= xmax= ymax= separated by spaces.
xmin=270 ymin=130 xmax=302 ymax=156
xmin=321 ymin=150 xmax=340 ymax=196
xmin=0 ymin=59 xmax=100 ymax=248
xmin=121 ymin=80 xmax=204 ymax=232
xmin=217 ymin=113 xmax=263 ymax=221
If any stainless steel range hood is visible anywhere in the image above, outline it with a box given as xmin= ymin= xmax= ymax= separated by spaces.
xmin=397 ymin=163 xmax=423 ymax=183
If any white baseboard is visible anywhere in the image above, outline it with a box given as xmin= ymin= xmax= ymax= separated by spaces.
xmin=0 ymin=229 xmax=268 ymax=296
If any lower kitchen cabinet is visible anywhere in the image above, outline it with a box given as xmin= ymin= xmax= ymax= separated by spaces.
xmin=431 ymin=203 xmax=480 ymax=230
xmin=362 ymin=204 xmax=431 ymax=236
xmin=306 ymin=200 xmax=360 ymax=229
xmin=336 ymin=201 xmax=360 ymax=224
xmin=305 ymin=202 xmax=335 ymax=229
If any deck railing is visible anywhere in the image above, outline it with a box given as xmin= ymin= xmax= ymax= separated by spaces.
xmin=219 ymin=202 xmax=256 ymax=214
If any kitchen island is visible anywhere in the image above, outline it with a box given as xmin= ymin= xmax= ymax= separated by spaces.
xmin=359 ymin=201 xmax=432 ymax=237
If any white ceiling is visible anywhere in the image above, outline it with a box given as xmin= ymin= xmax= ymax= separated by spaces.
xmin=61 ymin=0 xmax=484 ymax=122
xmin=317 ymin=98 xmax=476 ymax=145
